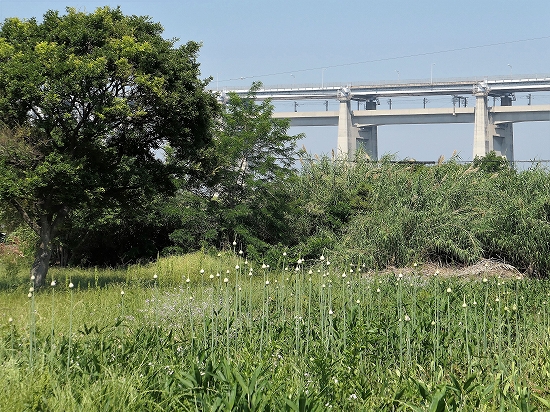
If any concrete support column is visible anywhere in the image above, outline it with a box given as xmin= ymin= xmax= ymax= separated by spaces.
xmin=488 ymin=96 xmax=514 ymax=161
xmin=337 ymin=99 xmax=353 ymax=157
xmin=337 ymin=95 xmax=379 ymax=160
xmin=473 ymin=90 xmax=489 ymax=159
xmin=356 ymin=126 xmax=378 ymax=160
xmin=355 ymin=100 xmax=378 ymax=160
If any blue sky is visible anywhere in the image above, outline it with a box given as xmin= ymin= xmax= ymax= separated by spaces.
xmin=2 ymin=0 xmax=550 ymax=162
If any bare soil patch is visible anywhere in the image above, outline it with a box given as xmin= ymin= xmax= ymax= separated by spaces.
xmin=373 ymin=258 xmax=525 ymax=279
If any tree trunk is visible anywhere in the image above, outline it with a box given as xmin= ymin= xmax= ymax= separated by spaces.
xmin=30 ymin=215 xmax=53 ymax=289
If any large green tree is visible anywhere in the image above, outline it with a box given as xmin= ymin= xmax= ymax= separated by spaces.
xmin=0 ymin=7 xmax=218 ymax=287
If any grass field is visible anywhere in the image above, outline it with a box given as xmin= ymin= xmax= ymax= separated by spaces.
xmin=1 ymin=252 xmax=550 ymax=411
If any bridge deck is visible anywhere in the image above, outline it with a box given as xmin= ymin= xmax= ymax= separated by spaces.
xmin=222 ymin=77 xmax=550 ymax=101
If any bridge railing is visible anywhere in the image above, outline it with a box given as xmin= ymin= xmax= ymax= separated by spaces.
xmin=218 ymin=73 xmax=550 ymax=93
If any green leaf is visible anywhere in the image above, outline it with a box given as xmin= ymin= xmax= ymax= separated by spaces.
xmin=429 ymin=387 xmax=446 ymax=412
xmin=463 ymin=374 xmax=478 ymax=393
xmin=414 ymin=378 xmax=430 ymax=401
xmin=533 ymin=394 xmax=550 ymax=408
xmin=233 ymin=368 xmax=248 ymax=395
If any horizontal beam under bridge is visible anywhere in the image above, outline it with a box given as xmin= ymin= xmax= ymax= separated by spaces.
xmin=491 ymin=104 xmax=550 ymax=123
xmin=273 ymin=105 xmax=550 ymax=127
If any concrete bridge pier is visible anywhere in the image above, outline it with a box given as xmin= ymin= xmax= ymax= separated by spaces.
xmin=473 ymin=82 xmax=515 ymax=161
xmin=473 ymin=87 xmax=489 ymax=159
xmin=337 ymin=95 xmax=378 ymax=160
xmin=337 ymin=98 xmax=353 ymax=157
xmin=488 ymin=95 xmax=514 ymax=161
xmin=355 ymin=125 xmax=378 ymax=160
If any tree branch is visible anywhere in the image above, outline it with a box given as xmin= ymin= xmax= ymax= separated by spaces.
xmin=12 ymin=200 xmax=40 ymax=235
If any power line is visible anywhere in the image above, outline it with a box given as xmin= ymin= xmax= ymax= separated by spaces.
xmin=219 ymin=35 xmax=550 ymax=83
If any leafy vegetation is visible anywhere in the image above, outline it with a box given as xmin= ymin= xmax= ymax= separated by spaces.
xmin=165 ymin=82 xmax=303 ymax=260
xmin=2 ymin=5 xmax=550 ymax=410
xmin=1 ymin=253 xmax=550 ymax=410
xmin=0 ymin=6 xmax=218 ymax=287
xmin=1 ymin=6 xmax=549 ymax=283
xmin=284 ymin=154 xmax=550 ymax=276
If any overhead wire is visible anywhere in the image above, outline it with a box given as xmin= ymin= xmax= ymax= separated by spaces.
xmin=219 ymin=35 xmax=550 ymax=83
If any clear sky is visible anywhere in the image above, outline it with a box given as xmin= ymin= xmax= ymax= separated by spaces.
xmin=2 ymin=0 xmax=550 ymax=162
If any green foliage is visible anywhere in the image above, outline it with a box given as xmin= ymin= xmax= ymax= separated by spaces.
xmin=2 ymin=257 xmax=550 ymax=410
xmin=0 ymin=221 xmax=36 ymax=289
xmin=288 ymin=154 xmax=550 ymax=275
xmin=0 ymin=7 xmax=218 ymax=283
xmin=167 ymin=82 xmax=303 ymax=260
xmin=473 ymin=150 xmax=510 ymax=173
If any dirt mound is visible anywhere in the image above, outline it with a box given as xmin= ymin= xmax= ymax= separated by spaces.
xmin=379 ymin=258 xmax=524 ymax=279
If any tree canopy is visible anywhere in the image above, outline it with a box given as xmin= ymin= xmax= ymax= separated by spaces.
xmin=165 ymin=83 xmax=303 ymax=258
xmin=0 ymin=6 xmax=219 ymax=287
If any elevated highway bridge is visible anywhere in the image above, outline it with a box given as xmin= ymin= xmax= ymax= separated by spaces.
xmin=219 ymin=76 xmax=550 ymax=161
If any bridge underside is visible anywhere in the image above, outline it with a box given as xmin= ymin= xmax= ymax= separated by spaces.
xmin=274 ymin=103 xmax=550 ymax=161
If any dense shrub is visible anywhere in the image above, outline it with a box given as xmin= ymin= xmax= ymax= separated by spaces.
xmin=287 ymin=154 xmax=550 ymax=275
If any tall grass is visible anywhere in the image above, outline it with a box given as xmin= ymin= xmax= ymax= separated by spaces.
xmin=1 ymin=252 xmax=550 ymax=410
xmin=291 ymin=155 xmax=550 ymax=276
